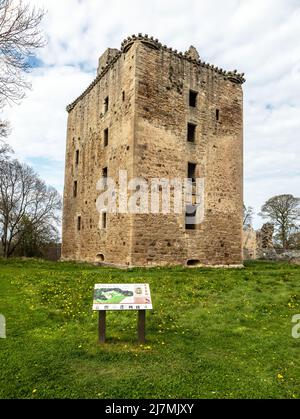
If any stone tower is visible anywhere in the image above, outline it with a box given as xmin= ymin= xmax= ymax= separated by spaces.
xmin=62 ymin=34 xmax=245 ymax=267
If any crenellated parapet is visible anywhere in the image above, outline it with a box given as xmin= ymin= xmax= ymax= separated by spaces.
xmin=120 ymin=34 xmax=245 ymax=83
xmin=121 ymin=33 xmax=161 ymax=52
xmin=66 ymin=34 xmax=245 ymax=112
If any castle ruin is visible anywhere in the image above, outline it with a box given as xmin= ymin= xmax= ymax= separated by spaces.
xmin=62 ymin=34 xmax=245 ymax=267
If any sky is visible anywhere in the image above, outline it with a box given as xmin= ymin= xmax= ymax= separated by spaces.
xmin=3 ymin=0 xmax=300 ymax=228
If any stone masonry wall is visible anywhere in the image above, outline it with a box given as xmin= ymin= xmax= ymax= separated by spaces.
xmin=62 ymin=35 xmax=244 ymax=267
xmin=131 ymin=42 xmax=243 ymax=266
xmin=62 ymin=44 xmax=138 ymax=265
xmin=243 ymin=227 xmax=257 ymax=260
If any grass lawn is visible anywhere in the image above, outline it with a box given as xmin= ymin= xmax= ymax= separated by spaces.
xmin=0 ymin=258 xmax=299 ymax=399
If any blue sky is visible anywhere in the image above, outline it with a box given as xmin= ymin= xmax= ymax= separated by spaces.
xmin=3 ymin=0 xmax=300 ymax=228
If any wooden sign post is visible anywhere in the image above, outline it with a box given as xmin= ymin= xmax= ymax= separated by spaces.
xmin=98 ymin=311 xmax=106 ymax=343
xmin=138 ymin=310 xmax=146 ymax=344
xmin=93 ymin=284 xmax=152 ymax=344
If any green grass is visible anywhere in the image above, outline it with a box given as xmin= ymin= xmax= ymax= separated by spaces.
xmin=0 ymin=258 xmax=300 ymax=399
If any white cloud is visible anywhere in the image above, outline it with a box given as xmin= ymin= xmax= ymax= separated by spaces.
xmin=2 ymin=0 xmax=300 ymax=228
xmin=4 ymin=65 xmax=92 ymax=161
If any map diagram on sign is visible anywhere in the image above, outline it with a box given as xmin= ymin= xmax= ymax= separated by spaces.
xmin=92 ymin=283 xmax=152 ymax=311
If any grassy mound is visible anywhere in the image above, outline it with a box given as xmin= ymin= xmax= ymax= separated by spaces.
xmin=0 ymin=259 xmax=299 ymax=399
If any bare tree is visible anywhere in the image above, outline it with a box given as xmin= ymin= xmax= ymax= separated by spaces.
xmin=243 ymin=204 xmax=254 ymax=228
xmin=285 ymin=225 xmax=300 ymax=250
xmin=0 ymin=136 xmax=11 ymax=160
xmin=14 ymin=215 xmax=59 ymax=257
xmin=0 ymin=118 xmax=10 ymax=137
xmin=0 ymin=0 xmax=45 ymax=104
xmin=0 ymin=0 xmax=45 ymax=141
xmin=0 ymin=97 xmax=11 ymax=140
xmin=259 ymin=194 xmax=300 ymax=249
xmin=0 ymin=158 xmax=61 ymax=258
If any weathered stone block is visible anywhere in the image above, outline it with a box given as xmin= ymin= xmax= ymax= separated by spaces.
xmin=62 ymin=35 xmax=245 ymax=267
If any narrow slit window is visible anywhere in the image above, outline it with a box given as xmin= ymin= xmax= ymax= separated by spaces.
xmin=75 ymin=150 xmax=79 ymax=165
xmin=216 ymin=109 xmax=220 ymax=121
xmin=187 ymin=123 xmax=196 ymax=142
xmin=122 ymin=91 xmax=125 ymax=101
xmin=104 ymin=128 xmax=109 ymax=147
xmin=102 ymin=212 xmax=107 ymax=230
xmin=189 ymin=90 xmax=198 ymax=107
xmin=102 ymin=167 xmax=108 ymax=187
xmin=77 ymin=216 xmax=81 ymax=231
xmin=73 ymin=181 xmax=78 ymax=197
xmin=188 ymin=162 xmax=197 ymax=183
xmin=104 ymin=96 xmax=109 ymax=113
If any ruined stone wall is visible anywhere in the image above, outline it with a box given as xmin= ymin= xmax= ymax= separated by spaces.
xmin=243 ymin=227 xmax=257 ymax=260
xmin=62 ymin=35 xmax=244 ymax=267
xmin=131 ymin=42 xmax=243 ymax=266
xmin=256 ymin=222 xmax=277 ymax=260
xmin=62 ymin=45 xmax=138 ymax=265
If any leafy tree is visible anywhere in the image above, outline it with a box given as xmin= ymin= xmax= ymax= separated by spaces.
xmin=259 ymin=194 xmax=300 ymax=248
